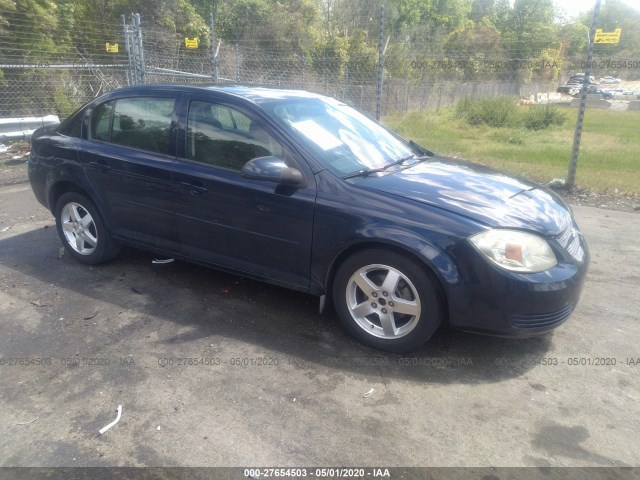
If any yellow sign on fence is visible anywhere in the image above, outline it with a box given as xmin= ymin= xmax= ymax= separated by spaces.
xmin=184 ymin=37 xmax=199 ymax=49
xmin=594 ymin=28 xmax=622 ymax=44
xmin=105 ymin=43 xmax=119 ymax=53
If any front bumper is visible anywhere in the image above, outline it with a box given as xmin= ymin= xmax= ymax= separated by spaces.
xmin=446 ymin=230 xmax=590 ymax=337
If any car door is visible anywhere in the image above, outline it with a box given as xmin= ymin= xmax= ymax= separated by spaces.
xmin=79 ymin=94 xmax=180 ymax=252
xmin=172 ymin=95 xmax=316 ymax=290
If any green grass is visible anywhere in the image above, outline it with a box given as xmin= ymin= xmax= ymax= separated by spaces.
xmin=384 ymin=106 xmax=640 ymax=196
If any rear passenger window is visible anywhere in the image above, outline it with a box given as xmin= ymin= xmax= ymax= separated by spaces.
xmin=186 ymin=101 xmax=283 ymax=171
xmin=111 ymin=97 xmax=175 ymax=155
xmin=58 ymin=109 xmax=84 ymax=138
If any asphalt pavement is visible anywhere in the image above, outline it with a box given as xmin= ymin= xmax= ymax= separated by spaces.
xmin=0 ymin=180 xmax=638 ymax=468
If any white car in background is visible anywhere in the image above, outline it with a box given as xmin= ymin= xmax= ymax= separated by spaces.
xmin=600 ymin=76 xmax=622 ymax=84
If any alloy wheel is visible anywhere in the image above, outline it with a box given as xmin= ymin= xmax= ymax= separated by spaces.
xmin=345 ymin=263 xmax=422 ymax=339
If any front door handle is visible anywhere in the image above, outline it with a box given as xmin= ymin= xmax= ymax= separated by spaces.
xmin=179 ymin=181 xmax=208 ymax=195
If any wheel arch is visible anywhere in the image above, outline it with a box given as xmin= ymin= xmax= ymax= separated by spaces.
xmin=48 ymin=181 xmax=89 ymax=213
xmin=324 ymin=239 xmax=453 ymax=324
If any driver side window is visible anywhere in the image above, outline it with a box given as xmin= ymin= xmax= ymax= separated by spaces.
xmin=186 ymin=101 xmax=283 ymax=171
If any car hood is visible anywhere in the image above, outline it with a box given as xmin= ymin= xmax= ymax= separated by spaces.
xmin=354 ymin=157 xmax=572 ymax=236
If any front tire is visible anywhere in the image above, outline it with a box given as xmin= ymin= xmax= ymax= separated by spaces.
xmin=332 ymin=249 xmax=443 ymax=352
xmin=55 ymin=192 xmax=120 ymax=265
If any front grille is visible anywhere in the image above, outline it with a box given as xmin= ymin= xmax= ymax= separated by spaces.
xmin=556 ymin=225 xmax=585 ymax=262
xmin=511 ymin=304 xmax=575 ymax=329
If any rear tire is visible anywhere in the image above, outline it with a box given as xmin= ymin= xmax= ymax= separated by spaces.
xmin=332 ymin=249 xmax=443 ymax=352
xmin=55 ymin=192 xmax=120 ymax=265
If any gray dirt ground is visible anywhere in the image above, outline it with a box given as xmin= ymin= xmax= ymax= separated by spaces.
xmin=0 ymin=173 xmax=639 ymax=468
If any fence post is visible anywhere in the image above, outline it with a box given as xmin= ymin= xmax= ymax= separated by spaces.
xmin=235 ymin=42 xmax=240 ymax=82
xmin=343 ymin=64 xmax=349 ymax=102
xmin=324 ymin=53 xmax=329 ymax=94
xmin=210 ymin=11 xmax=218 ymax=84
xmin=568 ymin=0 xmax=601 ymax=189
xmin=122 ymin=15 xmax=132 ymax=86
xmin=376 ymin=5 xmax=385 ymax=122
xmin=133 ymin=13 xmax=145 ymax=85
xmin=436 ymin=84 xmax=443 ymax=112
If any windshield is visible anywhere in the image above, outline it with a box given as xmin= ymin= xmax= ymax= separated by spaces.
xmin=263 ymin=97 xmax=415 ymax=176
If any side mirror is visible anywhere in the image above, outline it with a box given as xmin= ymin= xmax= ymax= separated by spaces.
xmin=242 ymin=156 xmax=305 ymax=188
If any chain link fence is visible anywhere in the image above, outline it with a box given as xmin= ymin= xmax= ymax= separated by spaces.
xmin=0 ymin=11 xmax=130 ymax=118
xmin=1 ymin=9 xmax=638 ymax=120
xmin=1 ymin=7 xmax=639 ymax=192
xmin=0 ymin=9 xmax=568 ymax=119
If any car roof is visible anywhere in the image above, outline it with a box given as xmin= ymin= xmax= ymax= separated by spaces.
xmin=107 ymin=84 xmax=327 ymax=105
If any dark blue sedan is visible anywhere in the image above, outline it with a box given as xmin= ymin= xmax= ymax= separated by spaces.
xmin=28 ymin=85 xmax=589 ymax=352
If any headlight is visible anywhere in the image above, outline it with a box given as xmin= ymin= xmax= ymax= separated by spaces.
xmin=469 ymin=229 xmax=557 ymax=273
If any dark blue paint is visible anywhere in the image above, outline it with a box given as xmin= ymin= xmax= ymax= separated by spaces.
xmin=29 ymin=84 xmax=590 ymax=336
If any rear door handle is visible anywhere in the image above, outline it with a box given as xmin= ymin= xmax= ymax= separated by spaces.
xmin=89 ymin=161 xmax=111 ymax=173
xmin=179 ymin=181 xmax=208 ymax=194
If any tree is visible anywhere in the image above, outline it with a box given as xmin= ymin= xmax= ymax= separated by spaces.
xmin=443 ymin=23 xmax=505 ymax=81
xmin=496 ymin=0 xmax=559 ymax=84
xmin=1 ymin=0 xmax=59 ymax=59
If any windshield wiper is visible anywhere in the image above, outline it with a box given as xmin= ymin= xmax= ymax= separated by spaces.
xmin=343 ymin=154 xmax=416 ymax=180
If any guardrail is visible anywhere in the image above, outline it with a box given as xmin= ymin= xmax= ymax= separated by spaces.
xmin=0 ymin=115 xmax=60 ymax=142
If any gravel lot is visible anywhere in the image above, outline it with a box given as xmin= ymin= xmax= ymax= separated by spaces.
xmin=0 ymin=173 xmax=639 ymax=470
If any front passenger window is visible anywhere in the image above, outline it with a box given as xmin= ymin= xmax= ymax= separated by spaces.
xmin=187 ymin=101 xmax=283 ymax=171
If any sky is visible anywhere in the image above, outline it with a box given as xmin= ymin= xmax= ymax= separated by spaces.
xmin=554 ymin=0 xmax=640 ymax=18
